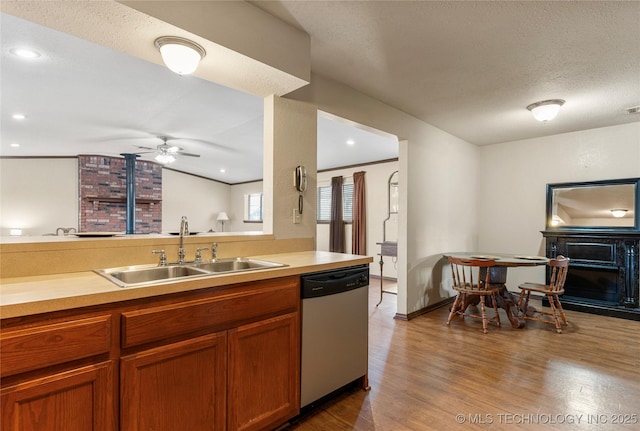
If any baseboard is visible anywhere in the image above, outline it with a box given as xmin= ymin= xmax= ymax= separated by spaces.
xmin=394 ymin=297 xmax=455 ymax=321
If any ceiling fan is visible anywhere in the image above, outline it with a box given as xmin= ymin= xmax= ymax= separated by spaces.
xmin=135 ymin=137 xmax=201 ymax=164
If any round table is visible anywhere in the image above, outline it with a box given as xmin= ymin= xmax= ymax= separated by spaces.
xmin=444 ymin=252 xmax=549 ymax=328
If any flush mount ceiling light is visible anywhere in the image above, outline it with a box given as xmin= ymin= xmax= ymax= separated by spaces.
xmin=154 ymin=36 xmax=206 ymax=75
xmin=526 ymin=99 xmax=565 ymax=123
xmin=611 ymin=209 xmax=628 ymax=218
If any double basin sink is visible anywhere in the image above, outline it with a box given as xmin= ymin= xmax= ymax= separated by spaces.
xmin=95 ymin=258 xmax=287 ymax=288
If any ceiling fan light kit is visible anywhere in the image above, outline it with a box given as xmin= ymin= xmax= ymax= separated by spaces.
xmin=155 ymin=153 xmax=176 ymax=164
xmin=526 ymin=99 xmax=565 ymax=123
xmin=154 ymin=36 xmax=206 ymax=75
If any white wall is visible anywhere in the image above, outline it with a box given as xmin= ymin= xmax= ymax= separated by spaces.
xmin=0 ymin=158 xmax=238 ymax=236
xmin=317 ymin=161 xmax=399 ymax=280
xmin=162 ymin=169 xmax=230 ymax=233
xmin=228 ymin=181 xmax=264 ymax=232
xmin=287 ymin=74 xmax=479 ymax=315
xmin=0 ymin=158 xmax=78 ymax=236
xmin=478 ymin=122 xmax=640 ymax=289
xmin=263 ymin=95 xmax=317 ymax=240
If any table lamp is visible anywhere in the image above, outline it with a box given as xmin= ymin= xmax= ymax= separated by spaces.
xmin=217 ymin=212 xmax=230 ymax=232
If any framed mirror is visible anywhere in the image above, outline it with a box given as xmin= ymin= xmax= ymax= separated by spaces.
xmin=546 ymin=178 xmax=640 ymax=230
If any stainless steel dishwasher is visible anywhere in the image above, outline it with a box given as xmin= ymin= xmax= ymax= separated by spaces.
xmin=300 ymin=265 xmax=369 ymax=408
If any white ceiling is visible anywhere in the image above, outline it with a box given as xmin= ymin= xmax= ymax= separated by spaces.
xmin=2 ymin=1 xmax=639 ymax=184
xmin=252 ymin=0 xmax=640 ymax=145
xmin=0 ymin=12 xmax=398 ymax=184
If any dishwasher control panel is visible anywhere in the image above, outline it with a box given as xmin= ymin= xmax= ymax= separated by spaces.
xmin=301 ymin=265 xmax=369 ymax=298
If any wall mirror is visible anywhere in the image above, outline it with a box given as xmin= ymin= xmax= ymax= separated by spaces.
xmin=546 ymin=178 xmax=640 ymax=230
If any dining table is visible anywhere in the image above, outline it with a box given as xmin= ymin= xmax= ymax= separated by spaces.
xmin=443 ymin=252 xmax=549 ymax=328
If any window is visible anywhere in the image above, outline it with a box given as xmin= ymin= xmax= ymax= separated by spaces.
xmin=244 ymin=193 xmax=263 ymax=222
xmin=317 ymin=182 xmax=353 ymax=222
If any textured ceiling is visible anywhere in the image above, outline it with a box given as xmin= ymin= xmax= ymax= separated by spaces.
xmin=3 ymin=0 xmax=638 ymax=184
xmin=252 ymin=0 xmax=640 ymax=145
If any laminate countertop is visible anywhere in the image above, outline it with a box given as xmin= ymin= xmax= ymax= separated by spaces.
xmin=0 ymin=251 xmax=373 ymax=319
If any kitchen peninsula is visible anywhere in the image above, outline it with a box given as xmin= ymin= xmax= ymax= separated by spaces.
xmin=1 ymin=233 xmax=372 ymax=431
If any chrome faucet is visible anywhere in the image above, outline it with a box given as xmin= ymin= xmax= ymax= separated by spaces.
xmin=178 ymin=216 xmax=189 ymax=264
xmin=152 ymin=249 xmax=167 ymax=266
xmin=212 ymin=242 xmax=218 ymax=261
xmin=195 ymin=247 xmax=209 ymax=263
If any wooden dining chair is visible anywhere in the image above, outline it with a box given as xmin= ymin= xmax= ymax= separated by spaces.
xmin=446 ymin=256 xmax=501 ymax=334
xmin=517 ymin=256 xmax=570 ymax=333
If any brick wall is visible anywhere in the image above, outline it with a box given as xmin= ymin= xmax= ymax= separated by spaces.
xmin=78 ymin=155 xmax=162 ymax=233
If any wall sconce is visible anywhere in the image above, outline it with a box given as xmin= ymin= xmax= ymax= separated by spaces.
xmin=154 ymin=36 xmax=206 ymax=75
xmin=611 ymin=209 xmax=628 ymax=218
xmin=527 ymin=99 xmax=565 ymax=123
xmin=217 ymin=212 xmax=230 ymax=232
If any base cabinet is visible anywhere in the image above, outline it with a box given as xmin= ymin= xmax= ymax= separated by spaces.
xmin=120 ymin=333 xmax=227 ymax=431
xmin=1 ymin=361 xmax=115 ymax=431
xmin=228 ymin=313 xmax=300 ymax=431
xmin=1 ymin=276 xmax=301 ymax=431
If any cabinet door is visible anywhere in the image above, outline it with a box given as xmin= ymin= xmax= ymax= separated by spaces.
xmin=1 ymin=361 xmax=115 ymax=431
xmin=120 ymin=332 xmax=227 ymax=431
xmin=228 ymin=313 xmax=300 ymax=431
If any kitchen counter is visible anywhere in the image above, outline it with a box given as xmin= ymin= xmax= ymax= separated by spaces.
xmin=0 ymin=251 xmax=372 ymax=319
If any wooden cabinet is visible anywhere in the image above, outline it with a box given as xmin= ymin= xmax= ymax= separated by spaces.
xmin=1 ymin=361 xmax=115 ymax=431
xmin=1 ymin=313 xmax=115 ymax=431
xmin=1 ymin=276 xmax=301 ymax=431
xmin=121 ymin=333 xmax=227 ymax=431
xmin=228 ymin=313 xmax=299 ymax=431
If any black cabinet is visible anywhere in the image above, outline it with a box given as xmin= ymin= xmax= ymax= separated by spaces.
xmin=543 ymin=231 xmax=639 ymax=320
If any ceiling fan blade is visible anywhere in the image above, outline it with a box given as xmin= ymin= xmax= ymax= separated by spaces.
xmin=179 ymin=152 xmax=201 ymax=158
xmin=135 ymin=145 xmax=156 ymax=151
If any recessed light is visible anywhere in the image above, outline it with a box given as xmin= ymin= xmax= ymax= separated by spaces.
xmin=10 ymin=143 xmax=20 ymax=148
xmin=10 ymin=47 xmax=41 ymax=59
xmin=12 ymin=114 xmax=26 ymax=120
xmin=346 ymin=139 xmax=355 ymax=145
xmin=220 ymin=168 xmax=226 ymax=173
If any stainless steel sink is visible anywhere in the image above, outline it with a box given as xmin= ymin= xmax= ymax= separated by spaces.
xmin=191 ymin=258 xmax=287 ymax=273
xmin=95 ymin=258 xmax=287 ymax=287
xmin=95 ymin=264 xmax=211 ymax=287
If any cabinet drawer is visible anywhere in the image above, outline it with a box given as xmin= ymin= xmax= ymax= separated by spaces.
xmin=121 ymin=277 xmax=299 ymax=348
xmin=0 ymin=314 xmax=112 ymax=377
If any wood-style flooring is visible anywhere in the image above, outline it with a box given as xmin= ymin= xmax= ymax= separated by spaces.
xmin=285 ymin=280 xmax=640 ymax=430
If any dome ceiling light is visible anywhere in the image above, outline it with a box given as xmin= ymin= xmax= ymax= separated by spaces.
xmin=526 ymin=99 xmax=565 ymax=123
xmin=154 ymin=36 xmax=206 ymax=75
xmin=611 ymin=209 xmax=628 ymax=218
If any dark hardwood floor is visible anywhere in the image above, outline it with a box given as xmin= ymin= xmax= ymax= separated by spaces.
xmin=285 ymin=280 xmax=640 ymax=430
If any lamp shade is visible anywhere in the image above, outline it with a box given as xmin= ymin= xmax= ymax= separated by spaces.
xmin=155 ymin=36 xmax=206 ymax=75
xmin=217 ymin=212 xmax=230 ymax=222
xmin=527 ymin=99 xmax=565 ymax=122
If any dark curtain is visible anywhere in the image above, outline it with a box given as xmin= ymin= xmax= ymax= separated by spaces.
xmin=352 ymin=171 xmax=366 ymax=255
xmin=329 ymin=176 xmax=345 ymax=253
